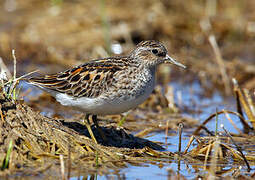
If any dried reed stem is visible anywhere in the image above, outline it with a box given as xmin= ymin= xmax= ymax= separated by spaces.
xmin=208 ymin=35 xmax=231 ymax=95
xmin=244 ymin=89 xmax=255 ymax=128
xmin=12 ymin=50 xmax=16 ymax=80
xmin=233 ymin=78 xmax=254 ymax=131
xmin=67 ymin=144 xmax=71 ymax=180
xmin=224 ymin=111 xmax=243 ymax=134
xmin=165 ymin=120 xmax=169 ymax=146
xmin=183 ymin=135 xmax=195 ymax=154
xmin=178 ymin=123 xmax=183 ymax=154
xmin=59 ymin=154 xmax=66 ymax=180
xmin=222 ymin=125 xmax=251 ymax=172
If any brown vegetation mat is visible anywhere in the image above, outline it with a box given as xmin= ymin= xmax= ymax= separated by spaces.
xmin=0 ymin=91 xmax=177 ymax=179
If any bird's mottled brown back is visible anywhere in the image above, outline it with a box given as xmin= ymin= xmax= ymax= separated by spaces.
xmin=29 ymin=57 xmax=137 ymax=98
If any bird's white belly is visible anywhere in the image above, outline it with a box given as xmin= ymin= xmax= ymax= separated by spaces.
xmin=55 ymin=80 xmax=154 ymax=115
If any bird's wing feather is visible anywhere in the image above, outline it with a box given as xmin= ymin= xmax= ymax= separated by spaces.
xmin=28 ymin=57 xmax=130 ymax=98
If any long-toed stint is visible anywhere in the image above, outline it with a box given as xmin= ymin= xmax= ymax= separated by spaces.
xmin=27 ymin=40 xmax=186 ymax=143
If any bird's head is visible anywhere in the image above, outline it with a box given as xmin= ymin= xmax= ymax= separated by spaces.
xmin=130 ymin=40 xmax=186 ymax=68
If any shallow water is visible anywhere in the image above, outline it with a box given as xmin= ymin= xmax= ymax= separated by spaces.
xmin=112 ymin=81 xmax=246 ymax=179
xmin=172 ymin=81 xmax=243 ymax=135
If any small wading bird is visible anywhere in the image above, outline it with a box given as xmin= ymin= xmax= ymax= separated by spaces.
xmin=27 ymin=40 xmax=186 ymax=143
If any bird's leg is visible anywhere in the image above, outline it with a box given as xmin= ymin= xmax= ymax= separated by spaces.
xmin=92 ymin=115 xmax=107 ymax=142
xmin=83 ymin=114 xmax=98 ymax=144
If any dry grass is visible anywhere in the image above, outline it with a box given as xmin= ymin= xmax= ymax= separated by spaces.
xmin=0 ymin=91 xmax=175 ymax=178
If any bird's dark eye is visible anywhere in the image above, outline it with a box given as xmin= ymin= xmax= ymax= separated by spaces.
xmin=152 ymin=49 xmax=158 ymax=55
